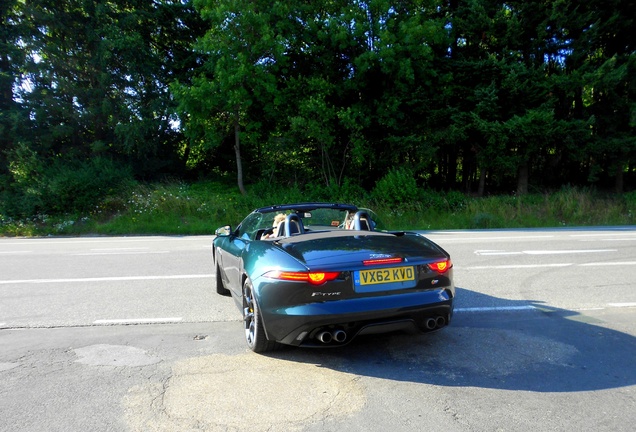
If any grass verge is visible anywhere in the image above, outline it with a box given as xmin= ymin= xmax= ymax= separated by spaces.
xmin=1 ymin=182 xmax=635 ymax=237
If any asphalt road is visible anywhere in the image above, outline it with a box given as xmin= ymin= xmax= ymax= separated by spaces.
xmin=1 ymin=228 xmax=635 ymax=432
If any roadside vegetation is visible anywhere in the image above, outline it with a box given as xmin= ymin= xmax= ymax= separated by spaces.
xmin=1 ymin=176 xmax=634 ymax=237
xmin=1 ymin=2 xmax=634 ymax=236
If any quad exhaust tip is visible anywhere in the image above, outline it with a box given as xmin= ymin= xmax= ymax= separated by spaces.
xmin=317 ymin=329 xmax=347 ymax=344
xmin=425 ymin=316 xmax=447 ymax=330
xmin=435 ymin=316 xmax=446 ymax=328
xmin=333 ymin=329 xmax=347 ymax=343
xmin=317 ymin=316 xmax=447 ymax=344
xmin=317 ymin=331 xmax=333 ymax=343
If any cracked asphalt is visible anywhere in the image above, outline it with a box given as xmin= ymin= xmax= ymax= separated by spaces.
xmin=1 ymin=231 xmax=636 ymax=431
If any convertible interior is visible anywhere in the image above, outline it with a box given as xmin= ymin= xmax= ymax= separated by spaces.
xmin=256 ymin=210 xmax=374 ymax=240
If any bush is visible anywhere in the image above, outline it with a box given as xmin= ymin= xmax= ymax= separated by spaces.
xmin=304 ymin=178 xmax=370 ymax=203
xmin=371 ymin=168 xmax=418 ymax=207
xmin=42 ymin=158 xmax=136 ymax=214
xmin=248 ymin=179 xmax=307 ymax=206
xmin=2 ymin=142 xmax=45 ymax=217
xmin=444 ymin=190 xmax=469 ymax=212
xmin=625 ymin=191 xmax=636 ymax=219
xmin=418 ymin=189 xmax=468 ymax=213
xmin=2 ymin=156 xmax=136 ymax=218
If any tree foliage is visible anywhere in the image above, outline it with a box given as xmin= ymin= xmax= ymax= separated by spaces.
xmin=1 ymin=0 xmax=635 ymax=217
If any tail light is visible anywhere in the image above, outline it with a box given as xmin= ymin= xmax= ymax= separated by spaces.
xmin=264 ymin=270 xmax=340 ymax=285
xmin=429 ymin=259 xmax=452 ymax=274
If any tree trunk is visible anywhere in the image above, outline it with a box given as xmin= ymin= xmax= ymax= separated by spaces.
xmin=615 ymin=162 xmax=624 ymax=193
xmin=0 ymin=53 xmax=13 ymax=176
xmin=477 ymin=168 xmax=486 ymax=197
xmin=517 ymin=162 xmax=529 ymax=195
xmin=234 ymin=119 xmax=246 ymax=195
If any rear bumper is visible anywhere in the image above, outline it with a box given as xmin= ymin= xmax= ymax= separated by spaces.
xmin=260 ymin=288 xmax=455 ymax=347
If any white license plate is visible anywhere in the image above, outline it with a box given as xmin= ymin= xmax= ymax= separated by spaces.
xmin=355 ymin=266 xmax=415 ymax=286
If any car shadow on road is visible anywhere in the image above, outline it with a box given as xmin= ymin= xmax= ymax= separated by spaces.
xmin=266 ymin=287 xmax=636 ymax=393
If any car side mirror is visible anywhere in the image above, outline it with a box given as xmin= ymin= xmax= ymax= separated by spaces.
xmin=215 ymin=225 xmax=232 ymax=237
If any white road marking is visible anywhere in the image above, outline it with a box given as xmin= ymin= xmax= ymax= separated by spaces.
xmin=0 ymin=251 xmax=32 ymax=254
xmin=93 ymin=318 xmax=183 ymax=325
xmin=90 ymin=247 xmax=150 ymax=251
xmin=523 ymin=249 xmax=616 ymax=255
xmin=2 ymin=304 xmax=633 ymax=329
xmin=432 ymin=235 xmax=554 ymax=241
xmin=73 ymin=251 xmax=170 ymax=256
xmin=0 ymin=274 xmax=214 ymax=285
xmin=0 ymin=237 xmax=212 ymax=246
xmin=579 ymin=238 xmax=636 ymax=242
xmin=455 ymin=303 xmax=636 ymax=313
xmin=463 ymin=264 xmax=573 ymax=270
xmin=464 ymin=260 xmax=636 ymax=270
xmin=474 ymin=249 xmax=616 ymax=256
xmin=474 ymin=250 xmax=524 ymax=256
xmin=570 ymin=233 xmax=636 ymax=238
xmin=455 ymin=306 xmax=536 ymax=312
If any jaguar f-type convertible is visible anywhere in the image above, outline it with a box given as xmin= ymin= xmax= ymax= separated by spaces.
xmin=213 ymin=203 xmax=455 ymax=352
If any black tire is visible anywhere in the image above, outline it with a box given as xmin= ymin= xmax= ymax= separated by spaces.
xmin=214 ymin=253 xmax=230 ymax=296
xmin=242 ymin=278 xmax=278 ymax=353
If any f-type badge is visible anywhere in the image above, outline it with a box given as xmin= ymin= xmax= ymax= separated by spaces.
xmin=369 ymin=253 xmax=392 ymax=259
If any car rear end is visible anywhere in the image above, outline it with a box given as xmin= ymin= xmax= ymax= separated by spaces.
xmin=251 ymin=231 xmax=455 ymax=347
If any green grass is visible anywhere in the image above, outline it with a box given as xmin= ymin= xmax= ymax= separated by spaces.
xmin=1 ymin=182 xmax=635 ymax=237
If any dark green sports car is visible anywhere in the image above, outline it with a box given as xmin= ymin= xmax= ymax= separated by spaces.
xmin=213 ymin=203 xmax=455 ymax=353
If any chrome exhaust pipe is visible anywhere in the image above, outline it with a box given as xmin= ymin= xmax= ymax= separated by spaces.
xmin=425 ymin=318 xmax=437 ymax=330
xmin=317 ymin=331 xmax=332 ymax=343
xmin=333 ymin=329 xmax=347 ymax=343
xmin=435 ymin=316 xmax=446 ymax=328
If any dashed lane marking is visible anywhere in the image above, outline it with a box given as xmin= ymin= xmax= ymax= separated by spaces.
xmin=72 ymin=251 xmax=171 ymax=256
xmin=463 ymin=264 xmax=573 ymax=270
xmin=93 ymin=318 xmax=183 ymax=325
xmin=463 ymin=261 xmax=636 ymax=270
xmin=0 ymin=274 xmax=214 ymax=285
xmin=455 ymin=306 xmax=536 ymax=312
xmin=455 ymin=303 xmax=636 ymax=313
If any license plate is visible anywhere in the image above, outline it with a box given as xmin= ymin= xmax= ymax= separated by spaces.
xmin=356 ymin=266 xmax=415 ymax=286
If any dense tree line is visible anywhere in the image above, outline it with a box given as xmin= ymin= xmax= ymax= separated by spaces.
xmin=1 ymin=0 xmax=634 ymax=216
